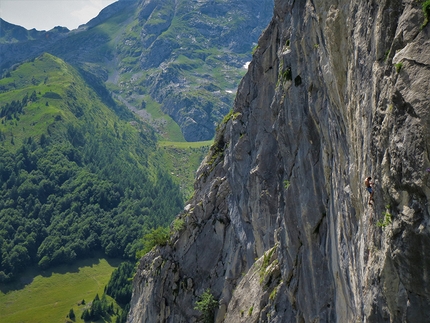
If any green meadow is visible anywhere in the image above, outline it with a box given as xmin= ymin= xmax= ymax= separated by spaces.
xmin=158 ymin=140 xmax=213 ymax=149
xmin=158 ymin=140 xmax=212 ymax=199
xmin=0 ymin=257 xmax=121 ymax=323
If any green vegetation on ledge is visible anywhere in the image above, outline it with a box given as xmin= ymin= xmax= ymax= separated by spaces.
xmin=194 ymin=288 xmax=219 ymax=323
xmin=422 ymin=0 xmax=430 ymax=27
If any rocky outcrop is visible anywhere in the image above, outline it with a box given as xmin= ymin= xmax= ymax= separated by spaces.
xmin=128 ymin=0 xmax=430 ymax=322
xmin=136 ymin=0 xmax=274 ymax=141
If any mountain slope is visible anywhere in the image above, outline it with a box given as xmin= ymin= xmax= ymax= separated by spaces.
xmin=128 ymin=0 xmax=273 ymax=141
xmin=128 ymin=0 xmax=430 ymax=322
xmin=0 ymin=19 xmax=69 ymax=72
xmin=0 ymin=0 xmax=274 ymax=141
xmin=0 ymin=53 xmax=183 ymax=281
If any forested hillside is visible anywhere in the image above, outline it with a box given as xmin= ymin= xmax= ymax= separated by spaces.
xmin=0 ymin=53 xmax=183 ymax=282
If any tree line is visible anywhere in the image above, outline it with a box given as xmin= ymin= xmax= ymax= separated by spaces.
xmin=0 ymin=90 xmax=37 ymax=120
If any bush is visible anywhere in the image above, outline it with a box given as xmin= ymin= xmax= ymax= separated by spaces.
xmin=248 ymin=305 xmax=254 ymax=316
xmin=68 ymin=308 xmax=75 ymax=320
xmin=137 ymin=226 xmax=170 ymax=257
xmin=194 ymin=289 xmax=218 ymax=323
xmin=172 ymin=218 xmax=185 ymax=232
xmin=259 ymin=247 xmax=276 ymax=284
xmin=281 ymin=67 xmax=292 ymax=82
xmin=221 ymin=109 xmax=241 ymax=125
xmin=394 ymin=62 xmax=403 ymax=73
xmin=377 ymin=212 xmax=392 ymax=228
xmin=423 ymin=0 xmax=430 ymax=27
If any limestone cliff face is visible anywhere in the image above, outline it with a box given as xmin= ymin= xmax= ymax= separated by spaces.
xmin=128 ymin=0 xmax=430 ymax=322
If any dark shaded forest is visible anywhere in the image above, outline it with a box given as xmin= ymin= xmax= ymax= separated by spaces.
xmin=0 ymin=123 xmax=183 ymax=282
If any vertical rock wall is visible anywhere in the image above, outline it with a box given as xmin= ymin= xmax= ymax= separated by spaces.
xmin=128 ymin=0 xmax=430 ymax=322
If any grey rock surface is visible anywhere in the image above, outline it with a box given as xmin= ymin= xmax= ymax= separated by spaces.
xmin=128 ymin=0 xmax=430 ymax=322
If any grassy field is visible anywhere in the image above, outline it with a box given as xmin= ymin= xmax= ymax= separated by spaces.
xmin=0 ymin=53 xmax=127 ymax=152
xmin=143 ymin=95 xmax=186 ymax=142
xmin=157 ymin=140 xmax=212 ymax=200
xmin=0 ymin=257 xmax=121 ymax=323
xmin=158 ymin=140 xmax=213 ymax=148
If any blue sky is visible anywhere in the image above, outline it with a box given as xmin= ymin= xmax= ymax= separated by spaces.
xmin=0 ymin=0 xmax=117 ymax=31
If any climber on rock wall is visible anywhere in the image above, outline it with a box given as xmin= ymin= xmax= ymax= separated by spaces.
xmin=365 ymin=176 xmax=374 ymax=205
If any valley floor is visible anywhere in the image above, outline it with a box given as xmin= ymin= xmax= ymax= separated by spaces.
xmin=0 ymin=256 xmax=121 ymax=323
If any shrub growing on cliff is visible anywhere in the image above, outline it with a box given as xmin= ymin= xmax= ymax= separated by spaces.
xmin=221 ymin=109 xmax=241 ymax=125
xmin=259 ymin=247 xmax=276 ymax=284
xmin=281 ymin=67 xmax=292 ymax=82
xmin=395 ymin=62 xmax=403 ymax=73
xmin=423 ymin=0 xmax=430 ymax=27
xmin=194 ymin=288 xmax=218 ymax=323
xmin=172 ymin=218 xmax=185 ymax=232
xmin=269 ymin=287 xmax=277 ymax=301
xmin=137 ymin=226 xmax=170 ymax=257
xmin=377 ymin=211 xmax=392 ymax=228
xmin=248 ymin=305 xmax=254 ymax=316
